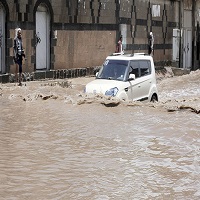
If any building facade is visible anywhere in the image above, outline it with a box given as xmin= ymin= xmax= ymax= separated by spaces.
xmin=0 ymin=0 xmax=199 ymax=76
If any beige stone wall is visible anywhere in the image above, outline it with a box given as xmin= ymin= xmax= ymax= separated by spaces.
xmin=184 ymin=0 xmax=193 ymax=10
xmin=3 ymin=0 xmax=187 ymax=74
xmin=196 ymin=1 xmax=200 ymax=24
xmin=54 ymin=30 xmax=116 ymax=70
xmin=120 ymin=0 xmax=180 ymax=64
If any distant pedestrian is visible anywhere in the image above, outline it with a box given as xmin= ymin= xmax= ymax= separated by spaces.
xmin=148 ymin=32 xmax=154 ymax=56
xmin=13 ymin=28 xmax=25 ymax=86
xmin=115 ymin=35 xmax=123 ymax=53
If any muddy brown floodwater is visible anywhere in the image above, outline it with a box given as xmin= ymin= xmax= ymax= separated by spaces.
xmin=0 ymin=69 xmax=200 ymax=200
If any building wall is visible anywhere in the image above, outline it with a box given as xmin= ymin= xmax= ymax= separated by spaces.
xmin=184 ymin=0 xmax=193 ymax=9
xmin=181 ymin=0 xmax=200 ymax=70
xmin=194 ymin=0 xmax=200 ymax=69
xmin=0 ymin=0 xmax=184 ymax=74
xmin=54 ymin=30 xmax=115 ymax=70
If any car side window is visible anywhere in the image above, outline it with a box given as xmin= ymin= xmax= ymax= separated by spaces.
xmin=129 ymin=61 xmax=140 ymax=78
xmin=139 ymin=60 xmax=151 ymax=76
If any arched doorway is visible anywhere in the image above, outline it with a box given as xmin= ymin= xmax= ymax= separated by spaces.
xmin=183 ymin=10 xmax=192 ymax=69
xmin=36 ymin=4 xmax=50 ymax=70
xmin=0 ymin=3 xmax=5 ymax=73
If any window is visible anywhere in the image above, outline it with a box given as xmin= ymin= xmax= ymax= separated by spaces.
xmin=129 ymin=60 xmax=151 ymax=78
xmin=140 ymin=60 xmax=151 ymax=76
xmin=130 ymin=61 xmax=140 ymax=78
xmin=97 ymin=59 xmax=129 ymax=81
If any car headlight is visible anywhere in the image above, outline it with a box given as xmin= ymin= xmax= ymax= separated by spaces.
xmin=105 ymin=87 xmax=119 ymax=97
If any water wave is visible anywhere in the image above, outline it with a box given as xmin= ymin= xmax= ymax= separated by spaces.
xmin=1 ymin=69 xmax=200 ymax=114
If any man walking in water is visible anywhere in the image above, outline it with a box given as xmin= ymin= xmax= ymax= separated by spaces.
xmin=115 ymin=35 xmax=123 ymax=53
xmin=13 ymin=28 xmax=25 ymax=86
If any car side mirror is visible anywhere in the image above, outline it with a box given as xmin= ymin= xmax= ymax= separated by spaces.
xmin=128 ymin=74 xmax=135 ymax=81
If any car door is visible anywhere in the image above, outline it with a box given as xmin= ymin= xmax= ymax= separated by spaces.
xmin=137 ymin=60 xmax=152 ymax=100
xmin=126 ymin=61 xmax=142 ymax=101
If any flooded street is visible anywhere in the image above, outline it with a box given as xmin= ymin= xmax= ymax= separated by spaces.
xmin=0 ymin=69 xmax=200 ymax=200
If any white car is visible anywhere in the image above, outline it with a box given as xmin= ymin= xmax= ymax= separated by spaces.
xmin=85 ymin=53 xmax=158 ymax=102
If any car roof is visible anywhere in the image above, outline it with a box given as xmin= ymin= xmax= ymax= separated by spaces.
xmin=106 ymin=53 xmax=153 ymax=61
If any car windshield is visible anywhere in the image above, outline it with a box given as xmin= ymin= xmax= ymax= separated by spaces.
xmin=96 ymin=59 xmax=129 ymax=81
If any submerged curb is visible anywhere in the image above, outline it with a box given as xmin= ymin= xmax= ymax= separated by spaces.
xmin=0 ymin=66 xmax=190 ymax=84
xmin=0 ymin=67 xmax=100 ymax=84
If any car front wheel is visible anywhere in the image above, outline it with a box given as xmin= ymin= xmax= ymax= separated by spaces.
xmin=151 ymin=94 xmax=158 ymax=102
